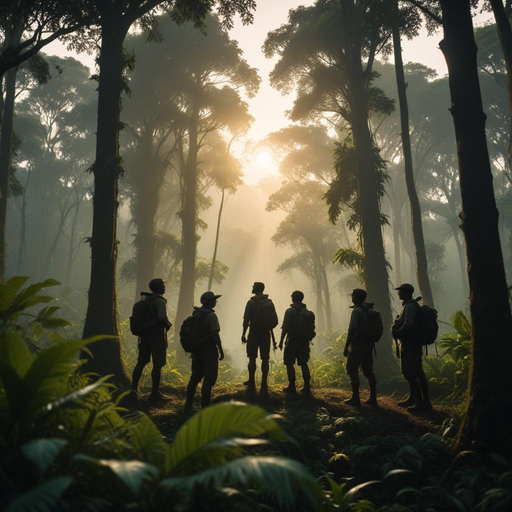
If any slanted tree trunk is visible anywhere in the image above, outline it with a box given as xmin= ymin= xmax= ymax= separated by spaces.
xmin=392 ymin=7 xmax=435 ymax=307
xmin=135 ymin=133 xmax=159 ymax=298
xmin=175 ymin=106 xmax=200 ymax=362
xmin=489 ymin=0 xmax=512 ymax=169
xmin=440 ymin=0 xmax=512 ymax=455
xmin=350 ymin=82 xmax=395 ymax=371
xmin=0 ymin=20 xmax=22 ymax=281
xmin=82 ymin=15 xmax=130 ymax=388
xmin=208 ymin=188 xmax=225 ymax=291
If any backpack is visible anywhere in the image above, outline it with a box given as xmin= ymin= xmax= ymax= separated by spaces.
xmin=255 ymin=297 xmax=279 ymax=330
xmin=290 ymin=307 xmax=316 ymax=342
xmin=180 ymin=311 xmax=212 ymax=353
xmin=416 ymin=305 xmax=439 ymax=346
xmin=358 ymin=306 xmax=384 ymax=343
xmin=129 ymin=293 xmax=155 ymax=336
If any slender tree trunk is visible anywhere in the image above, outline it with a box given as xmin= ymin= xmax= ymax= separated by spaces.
xmin=65 ymin=193 xmax=81 ymax=288
xmin=350 ymin=82 xmax=395 ymax=371
xmin=313 ymin=261 xmax=326 ymax=332
xmin=16 ymin=168 xmax=30 ymax=274
xmin=175 ymin=106 xmax=200 ymax=362
xmin=82 ymin=16 xmax=130 ymax=388
xmin=489 ymin=0 xmax=512 ymax=169
xmin=440 ymin=0 xmax=512 ymax=455
xmin=451 ymin=223 xmax=469 ymax=300
xmin=320 ymin=255 xmax=333 ymax=330
xmin=208 ymin=188 xmax=225 ymax=290
xmin=135 ymin=133 xmax=159 ymax=298
xmin=44 ymin=192 xmax=73 ymax=271
xmin=392 ymin=8 xmax=435 ymax=307
xmin=392 ymin=208 xmax=402 ymax=284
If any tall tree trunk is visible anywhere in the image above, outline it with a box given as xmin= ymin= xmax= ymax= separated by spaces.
xmin=135 ymin=134 xmax=159 ymax=298
xmin=350 ymin=82 xmax=395 ymax=371
xmin=392 ymin=8 xmax=435 ymax=307
xmin=313 ymin=260 xmax=326 ymax=332
xmin=320 ymin=255 xmax=333 ymax=330
xmin=392 ymin=208 xmax=402 ymax=284
xmin=440 ymin=0 xmax=512 ymax=455
xmin=489 ymin=0 xmax=512 ymax=169
xmin=82 ymin=16 xmax=130 ymax=388
xmin=64 ymin=192 xmax=81 ymax=288
xmin=16 ymin=168 xmax=30 ymax=274
xmin=0 ymin=20 xmax=22 ymax=281
xmin=175 ymin=107 xmax=200 ymax=363
xmin=451 ymin=223 xmax=469 ymax=300
xmin=208 ymin=188 xmax=225 ymax=291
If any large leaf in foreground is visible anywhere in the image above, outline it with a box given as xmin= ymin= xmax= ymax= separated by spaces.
xmin=161 ymin=456 xmax=322 ymax=510
xmin=21 ymin=438 xmax=68 ymax=474
xmin=166 ymin=401 xmax=285 ymax=473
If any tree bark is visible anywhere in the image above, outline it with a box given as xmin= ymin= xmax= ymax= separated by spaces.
xmin=208 ymin=188 xmax=225 ymax=291
xmin=174 ymin=105 xmax=200 ymax=363
xmin=392 ymin=208 xmax=402 ymax=284
xmin=82 ymin=15 xmax=130 ymax=388
xmin=440 ymin=0 xmax=512 ymax=455
xmin=392 ymin=7 xmax=435 ymax=307
xmin=489 ymin=0 xmax=512 ymax=169
xmin=64 ymin=190 xmax=81 ymax=288
xmin=16 ymin=168 xmax=30 ymax=274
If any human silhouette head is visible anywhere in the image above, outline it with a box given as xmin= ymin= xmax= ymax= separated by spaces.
xmin=291 ymin=290 xmax=304 ymax=304
xmin=149 ymin=278 xmax=166 ymax=295
xmin=351 ymin=288 xmax=367 ymax=305
xmin=252 ymin=282 xmax=265 ymax=294
xmin=200 ymin=291 xmax=222 ymax=309
xmin=395 ymin=283 xmax=414 ymax=301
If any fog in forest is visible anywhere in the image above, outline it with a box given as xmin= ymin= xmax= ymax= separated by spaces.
xmin=4 ymin=2 xmax=508 ymax=375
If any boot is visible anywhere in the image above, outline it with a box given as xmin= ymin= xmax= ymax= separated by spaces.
xmin=244 ymin=360 xmax=256 ymax=387
xmin=300 ymin=365 xmax=311 ymax=393
xmin=345 ymin=382 xmax=361 ymax=406
xmin=261 ymin=360 xmax=269 ymax=388
xmin=300 ymin=381 xmax=311 ymax=394
xmin=397 ymin=379 xmax=416 ymax=407
xmin=184 ymin=380 xmax=197 ymax=413
xmin=364 ymin=379 xmax=377 ymax=406
xmin=201 ymin=383 xmax=212 ymax=408
xmin=409 ymin=374 xmax=433 ymax=411
xmin=150 ymin=389 xmax=170 ymax=402
xmin=283 ymin=381 xmax=296 ymax=394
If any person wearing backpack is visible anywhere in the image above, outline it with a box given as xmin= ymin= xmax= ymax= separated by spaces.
xmin=392 ymin=283 xmax=433 ymax=412
xmin=130 ymin=278 xmax=172 ymax=403
xmin=241 ymin=282 xmax=278 ymax=390
xmin=184 ymin=291 xmax=225 ymax=412
xmin=279 ymin=290 xmax=316 ymax=394
xmin=343 ymin=288 xmax=379 ymax=407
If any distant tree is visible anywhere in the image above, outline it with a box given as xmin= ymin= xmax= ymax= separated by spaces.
xmin=264 ymin=0 xmax=397 ymax=368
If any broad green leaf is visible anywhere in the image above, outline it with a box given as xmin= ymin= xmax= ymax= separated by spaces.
xmin=12 ymin=279 xmax=61 ymax=310
xmin=0 ymin=329 xmax=33 ymax=377
xmin=0 ymin=359 xmax=25 ymax=413
xmin=21 ymin=438 xmax=68 ymax=474
xmin=127 ymin=413 xmax=168 ymax=470
xmin=347 ymin=480 xmax=382 ymax=497
xmin=166 ymin=401 xmax=285 ymax=472
xmin=0 ymin=277 xmax=30 ymax=311
xmin=5 ymin=476 xmax=72 ymax=512
xmin=161 ymin=456 xmax=322 ymax=509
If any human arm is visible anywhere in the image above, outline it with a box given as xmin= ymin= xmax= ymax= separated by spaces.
xmin=344 ymin=308 xmax=361 ymax=357
xmin=279 ymin=308 xmax=293 ymax=350
xmin=156 ymin=297 xmax=172 ymax=330
xmin=394 ymin=303 xmax=418 ymax=337
xmin=208 ymin=313 xmax=224 ymax=360
xmin=241 ymin=300 xmax=251 ymax=343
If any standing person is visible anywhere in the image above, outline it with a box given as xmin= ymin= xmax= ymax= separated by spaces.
xmin=184 ymin=291 xmax=224 ymax=412
xmin=343 ymin=288 xmax=378 ymax=407
xmin=392 ymin=283 xmax=432 ymax=411
xmin=241 ymin=282 xmax=278 ymax=390
xmin=131 ymin=278 xmax=172 ymax=403
xmin=279 ymin=290 xmax=316 ymax=394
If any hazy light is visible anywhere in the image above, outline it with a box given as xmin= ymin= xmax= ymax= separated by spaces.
xmin=255 ymin=150 xmax=273 ymax=167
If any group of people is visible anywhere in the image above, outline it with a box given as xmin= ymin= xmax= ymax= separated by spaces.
xmin=130 ymin=279 xmax=432 ymax=413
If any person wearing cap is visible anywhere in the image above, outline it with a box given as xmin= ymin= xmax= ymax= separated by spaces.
xmin=279 ymin=290 xmax=315 ymax=394
xmin=343 ymin=288 xmax=378 ymax=407
xmin=131 ymin=278 xmax=172 ymax=402
xmin=392 ymin=283 xmax=432 ymax=411
xmin=241 ymin=282 xmax=276 ymax=389
xmin=184 ymin=291 xmax=224 ymax=411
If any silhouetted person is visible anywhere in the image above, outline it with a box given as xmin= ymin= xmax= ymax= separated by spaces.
xmin=241 ymin=282 xmax=278 ymax=390
xmin=184 ymin=291 xmax=224 ymax=412
xmin=392 ymin=283 xmax=432 ymax=411
xmin=343 ymin=288 xmax=378 ymax=407
xmin=131 ymin=278 xmax=172 ymax=402
xmin=279 ymin=290 xmax=316 ymax=394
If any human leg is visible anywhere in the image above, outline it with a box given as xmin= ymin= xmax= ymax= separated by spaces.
xmin=345 ymin=349 xmax=362 ymax=406
xmin=185 ymin=355 xmax=204 ymax=412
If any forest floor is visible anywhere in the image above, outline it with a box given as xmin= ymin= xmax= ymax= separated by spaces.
xmin=135 ymin=385 xmax=454 ymax=477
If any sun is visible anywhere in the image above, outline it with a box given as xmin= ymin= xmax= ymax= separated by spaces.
xmin=255 ymin=150 xmax=273 ymax=167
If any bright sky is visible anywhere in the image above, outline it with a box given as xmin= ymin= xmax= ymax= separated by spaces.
xmin=45 ymin=0 xmax=493 ymax=185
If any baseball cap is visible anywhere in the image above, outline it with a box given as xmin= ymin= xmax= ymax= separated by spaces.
xmin=200 ymin=291 xmax=222 ymax=304
xmin=395 ymin=283 xmax=414 ymax=293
